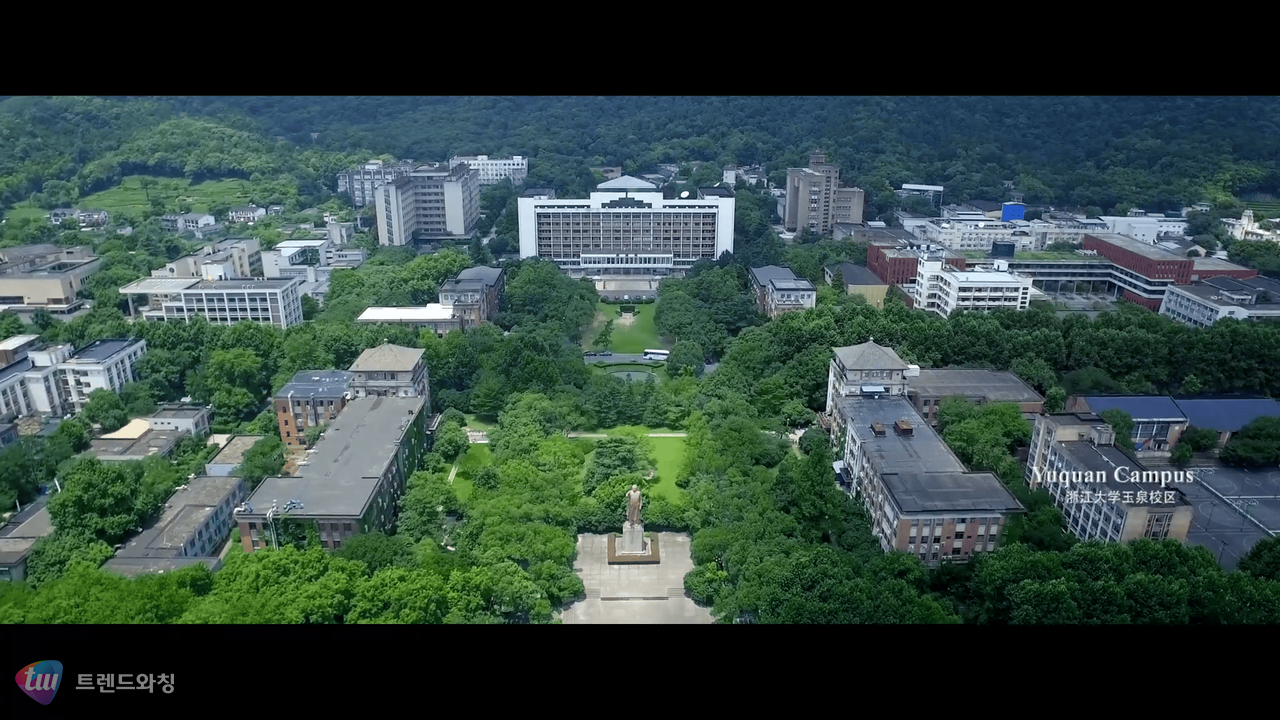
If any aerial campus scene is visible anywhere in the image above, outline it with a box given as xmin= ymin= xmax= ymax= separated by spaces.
xmin=1 ymin=96 xmax=1279 ymax=631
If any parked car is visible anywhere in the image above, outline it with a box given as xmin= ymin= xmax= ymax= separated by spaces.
xmin=583 ymin=351 xmax=597 ymax=357
xmin=598 ymin=351 xmax=612 ymax=356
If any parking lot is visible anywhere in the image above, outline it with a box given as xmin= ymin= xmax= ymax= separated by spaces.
xmin=1177 ymin=463 xmax=1279 ymax=569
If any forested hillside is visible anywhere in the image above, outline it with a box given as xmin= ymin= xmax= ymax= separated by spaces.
xmin=161 ymin=96 xmax=1280 ymax=215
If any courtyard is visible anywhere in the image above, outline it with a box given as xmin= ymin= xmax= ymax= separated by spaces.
xmin=583 ymin=300 xmax=668 ymax=354
xmin=559 ymin=532 xmax=713 ymax=624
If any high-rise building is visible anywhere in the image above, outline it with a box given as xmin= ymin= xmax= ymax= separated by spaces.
xmin=375 ymin=164 xmax=481 ymax=246
xmin=447 ymin=155 xmax=528 ymax=186
xmin=783 ymin=153 xmax=864 ymax=234
xmin=516 ymin=178 xmax=734 ymax=279
xmin=337 ymin=159 xmax=417 ymax=208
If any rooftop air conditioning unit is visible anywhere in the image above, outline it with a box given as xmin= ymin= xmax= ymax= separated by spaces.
xmin=871 ymin=423 xmax=887 ymax=437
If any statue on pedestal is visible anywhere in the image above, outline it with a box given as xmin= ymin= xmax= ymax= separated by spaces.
xmin=626 ymin=484 xmax=643 ymax=527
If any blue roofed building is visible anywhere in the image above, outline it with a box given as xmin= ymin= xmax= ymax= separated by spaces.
xmin=1065 ymin=395 xmax=1188 ymax=457
xmin=1171 ymin=397 xmax=1280 ymax=447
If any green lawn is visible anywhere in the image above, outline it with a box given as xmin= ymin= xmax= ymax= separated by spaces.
xmin=462 ymin=413 xmax=495 ymax=432
xmin=4 ymin=205 xmax=49 ymax=222
xmin=585 ymin=300 xmax=667 ymax=354
xmin=452 ymin=443 xmax=491 ymax=502
xmin=646 ymin=436 xmax=687 ymax=504
xmin=76 ymin=175 xmax=257 ymax=217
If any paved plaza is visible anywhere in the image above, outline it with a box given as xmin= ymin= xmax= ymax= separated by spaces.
xmin=559 ymin=533 xmax=715 ymax=624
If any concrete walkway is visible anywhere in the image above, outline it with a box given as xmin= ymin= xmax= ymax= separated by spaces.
xmin=447 ymin=462 xmax=459 ymax=485
xmin=466 ymin=430 xmax=490 ymax=444
xmin=560 ymin=533 xmax=713 ymax=624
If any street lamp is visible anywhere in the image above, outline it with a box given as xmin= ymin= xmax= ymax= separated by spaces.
xmin=1218 ymin=540 xmax=1228 ymax=565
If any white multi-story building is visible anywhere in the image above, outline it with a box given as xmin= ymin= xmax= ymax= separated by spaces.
xmin=1221 ymin=210 xmax=1279 ymax=242
xmin=517 ymin=178 xmax=734 ymax=279
xmin=914 ymin=259 xmax=1033 ymax=318
xmin=918 ymin=218 xmax=1035 ymax=252
xmin=152 ymin=237 xmax=262 ymax=282
xmin=1097 ymin=214 xmax=1189 ymax=244
xmin=261 ymin=239 xmax=365 ymax=301
xmin=336 ymin=159 xmax=417 ymax=208
xmin=447 ymin=155 xmax=528 ymax=186
xmin=749 ymin=266 xmax=815 ymax=318
xmin=227 ymin=206 xmax=267 ymax=224
xmin=55 ymin=338 xmax=147 ymax=414
xmin=1159 ymin=275 xmax=1280 ymax=328
xmin=1026 ymin=412 xmax=1193 ymax=544
xmin=119 ymin=278 xmax=304 ymax=329
xmin=0 ymin=338 xmax=73 ymax=421
xmin=375 ymin=164 xmax=481 ymax=246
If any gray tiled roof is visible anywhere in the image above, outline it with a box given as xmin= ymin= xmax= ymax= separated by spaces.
xmin=833 ymin=341 xmax=909 ymax=371
xmin=348 ymin=344 xmax=424 ymax=372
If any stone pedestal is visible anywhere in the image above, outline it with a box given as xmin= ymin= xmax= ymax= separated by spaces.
xmin=620 ymin=523 xmax=647 ymax=554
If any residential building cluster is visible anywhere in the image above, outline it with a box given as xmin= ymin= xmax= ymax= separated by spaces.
xmin=88 ymin=404 xmax=211 ymax=463
xmin=48 ymin=208 xmax=109 ymax=228
xmin=357 ymin=266 xmax=505 ymax=336
xmin=517 ymin=178 xmax=734 ymax=281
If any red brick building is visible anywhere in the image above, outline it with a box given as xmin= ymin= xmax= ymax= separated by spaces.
xmin=1083 ymin=233 xmax=1258 ymax=310
xmin=867 ymin=242 xmax=965 ymax=287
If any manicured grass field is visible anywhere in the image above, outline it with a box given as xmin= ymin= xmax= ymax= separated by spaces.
xmin=76 ymin=175 xmax=256 ymax=217
xmin=452 ymin=443 xmax=491 ymax=502
xmin=462 ymin=413 xmax=495 ymax=432
xmin=584 ymin=300 xmax=667 ymax=354
xmin=646 ymin=436 xmax=687 ymax=504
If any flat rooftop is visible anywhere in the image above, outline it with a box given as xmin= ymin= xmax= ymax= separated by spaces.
xmin=0 ymin=503 xmax=53 ymax=540
xmin=1193 ymin=256 xmax=1255 ymax=275
xmin=102 ymin=557 xmax=222 ymax=578
xmin=946 ymin=268 xmax=1029 ymax=283
xmin=1080 ymin=395 xmax=1186 ymax=422
xmin=90 ymin=428 xmax=187 ymax=461
xmin=186 ymin=279 xmax=298 ymax=291
xmin=358 ymin=306 xmax=456 ymax=323
xmin=0 ymin=334 xmax=39 ymax=351
xmin=118 ymin=277 xmax=200 ymax=294
xmin=909 ymin=369 xmax=1044 ymax=404
xmin=837 ymin=395 xmax=967 ymax=476
xmin=882 ymin=471 xmax=1025 ymax=514
xmin=750 ymin=266 xmax=799 ymax=286
xmin=242 ymin=395 xmax=426 ymax=518
xmin=277 ymin=370 xmax=353 ymax=400
xmin=115 ymin=476 xmax=243 ymax=558
xmin=1087 ymin=233 xmax=1187 ymax=262
xmin=1172 ymin=397 xmax=1280 ymax=433
xmin=207 ymin=435 xmax=263 ymax=468
xmin=1058 ymin=441 xmax=1192 ymax=508
xmin=151 ymin=404 xmax=208 ymax=420
xmin=771 ymin=278 xmax=815 ymax=291
xmin=827 ymin=262 xmax=886 ymax=287
xmin=69 ymin=338 xmax=139 ymax=363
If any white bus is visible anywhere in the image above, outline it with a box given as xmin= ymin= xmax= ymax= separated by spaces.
xmin=643 ymin=349 xmax=670 ymax=361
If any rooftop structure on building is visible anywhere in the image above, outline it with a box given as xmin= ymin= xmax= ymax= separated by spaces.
xmin=242 ymin=395 xmax=427 ymax=519
xmin=0 ymin=497 xmax=55 ymax=582
xmin=88 ymin=419 xmax=188 ymax=462
xmin=205 ymin=434 xmax=263 ymax=476
xmin=1160 ymin=274 xmax=1280 ymax=328
xmin=349 ymin=344 xmax=425 ymax=373
xmin=110 ymin=475 xmax=245 ymax=562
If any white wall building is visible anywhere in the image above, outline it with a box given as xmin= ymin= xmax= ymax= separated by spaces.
xmin=1159 ymin=275 xmax=1280 ymax=329
xmin=336 ymin=159 xmax=417 ymax=208
xmin=228 ymin=206 xmax=267 ymax=224
xmin=447 ymin=155 xmax=528 ymax=186
xmin=1097 ymin=215 xmax=1189 ymax=244
xmin=119 ymin=278 xmax=304 ymax=329
xmin=152 ymin=237 xmax=262 ymax=282
xmin=918 ymin=219 xmax=1035 ymax=252
xmin=375 ymin=164 xmax=480 ymax=246
xmin=915 ymin=259 xmax=1033 ymax=318
xmin=517 ymin=177 xmax=734 ymax=279
xmin=55 ymin=338 xmax=148 ymax=414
